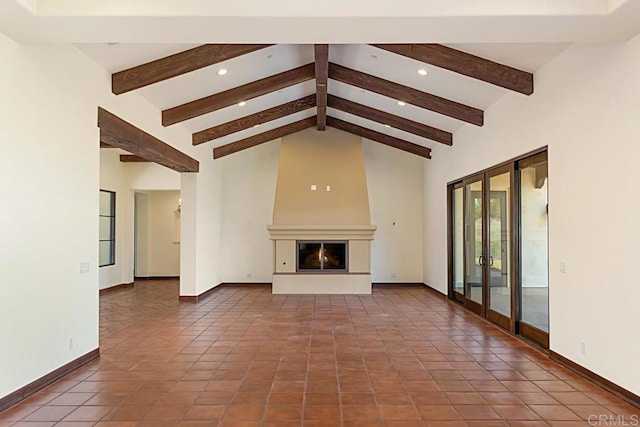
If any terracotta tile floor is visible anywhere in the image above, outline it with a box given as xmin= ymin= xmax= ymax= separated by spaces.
xmin=1 ymin=280 xmax=638 ymax=426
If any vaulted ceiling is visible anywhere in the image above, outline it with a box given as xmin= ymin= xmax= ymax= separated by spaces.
xmin=4 ymin=0 xmax=640 ymax=164
xmin=88 ymin=43 xmax=570 ymax=161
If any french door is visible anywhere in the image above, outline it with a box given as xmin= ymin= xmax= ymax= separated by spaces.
xmin=451 ymin=166 xmax=513 ymax=330
xmin=448 ymin=149 xmax=549 ymax=348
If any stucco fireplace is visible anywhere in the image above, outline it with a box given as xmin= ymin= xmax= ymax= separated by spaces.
xmin=268 ymin=127 xmax=376 ymax=294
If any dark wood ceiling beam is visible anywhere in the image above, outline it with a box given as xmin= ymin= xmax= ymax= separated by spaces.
xmin=100 ymin=140 xmax=112 ymax=148
xmin=120 ymin=155 xmax=150 ymax=162
xmin=163 ymin=63 xmax=315 ymax=126
xmin=327 ymin=116 xmax=431 ymax=159
xmin=328 ymin=63 xmax=483 ymax=126
xmin=193 ymin=95 xmax=316 ymax=145
xmin=214 ymin=116 xmax=316 ymax=159
xmin=98 ymin=107 xmax=199 ymax=173
xmin=112 ymin=44 xmax=272 ymax=95
xmin=327 ymin=95 xmax=452 ymax=146
xmin=314 ymin=44 xmax=329 ymax=130
xmin=371 ymin=44 xmax=533 ymax=95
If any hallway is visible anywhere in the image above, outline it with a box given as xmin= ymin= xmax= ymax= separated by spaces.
xmin=0 ymin=281 xmax=637 ymax=426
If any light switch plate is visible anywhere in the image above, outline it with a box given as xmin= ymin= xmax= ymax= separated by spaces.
xmin=79 ymin=262 xmax=90 ymax=274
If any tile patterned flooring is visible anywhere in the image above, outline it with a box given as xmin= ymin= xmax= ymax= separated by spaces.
xmin=1 ymin=280 xmax=638 ymax=426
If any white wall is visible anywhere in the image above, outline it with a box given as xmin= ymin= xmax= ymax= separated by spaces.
xmin=423 ymin=38 xmax=640 ymax=395
xmin=364 ymin=140 xmax=424 ymax=283
xmin=0 ymin=35 xmax=101 ymax=399
xmin=126 ymin=162 xmax=181 ymax=191
xmin=220 ymin=140 xmax=280 ymax=283
xmin=134 ymin=191 xmax=181 ymax=277
xmin=180 ymin=161 xmax=223 ymax=296
xmin=0 ymin=34 xmax=221 ymax=400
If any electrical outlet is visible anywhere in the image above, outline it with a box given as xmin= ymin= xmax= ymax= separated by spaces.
xmin=391 ymin=272 xmax=397 ymax=279
xmin=68 ymin=337 xmax=74 ymax=350
xmin=581 ymin=341 xmax=586 ymax=355
xmin=246 ymin=273 xmax=252 ymax=279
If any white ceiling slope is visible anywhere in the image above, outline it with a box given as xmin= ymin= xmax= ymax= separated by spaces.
xmin=1 ymin=0 xmax=639 ymax=43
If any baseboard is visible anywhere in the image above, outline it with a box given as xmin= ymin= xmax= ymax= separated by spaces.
xmin=179 ymin=283 xmax=222 ymax=303
xmin=373 ymin=282 xmax=424 ymax=287
xmin=549 ymin=350 xmax=640 ymax=409
xmin=99 ymin=282 xmax=134 ymax=295
xmin=421 ymin=283 xmax=448 ymax=299
xmin=179 ymin=282 xmax=272 ymax=303
xmin=134 ymin=276 xmax=179 ymax=280
xmin=0 ymin=348 xmax=100 ymax=413
xmin=220 ymin=282 xmax=272 ymax=286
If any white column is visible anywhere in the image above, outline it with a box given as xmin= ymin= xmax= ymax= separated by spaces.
xmin=180 ymin=173 xmax=198 ymax=296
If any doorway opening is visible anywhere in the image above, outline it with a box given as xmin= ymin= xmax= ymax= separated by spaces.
xmin=133 ymin=190 xmax=181 ymax=280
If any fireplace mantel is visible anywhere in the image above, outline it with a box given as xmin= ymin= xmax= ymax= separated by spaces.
xmin=268 ymin=224 xmax=376 ymax=294
xmin=267 ymin=224 xmax=376 ymax=241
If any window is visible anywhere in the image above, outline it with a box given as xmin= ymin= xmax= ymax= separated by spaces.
xmin=99 ymin=190 xmax=115 ymax=267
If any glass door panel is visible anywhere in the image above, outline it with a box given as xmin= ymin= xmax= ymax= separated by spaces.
xmin=448 ymin=149 xmax=548 ymax=345
xmin=519 ymin=155 xmax=549 ymax=345
xmin=465 ymin=179 xmax=484 ymax=308
xmin=488 ymin=172 xmax=511 ymax=318
xmin=453 ymin=186 xmax=464 ymax=298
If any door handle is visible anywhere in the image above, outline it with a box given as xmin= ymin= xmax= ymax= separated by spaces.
xmin=489 ymin=256 xmax=494 ymax=267
xmin=478 ymin=255 xmax=484 ymax=266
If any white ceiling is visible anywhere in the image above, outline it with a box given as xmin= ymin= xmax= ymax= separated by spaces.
xmin=1 ymin=0 xmax=640 ymax=43
xmin=2 ymin=0 xmax=639 ymax=155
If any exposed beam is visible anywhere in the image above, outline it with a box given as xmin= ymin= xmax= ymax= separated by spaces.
xmin=163 ymin=63 xmax=315 ymax=126
xmin=328 ymin=63 xmax=483 ymax=126
xmin=98 ymin=107 xmax=199 ymax=173
xmin=327 ymin=116 xmax=431 ymax=159
xmin=119 ymin=155 xmax=150 ymax=163
xmin=100 ymin=140 xmax=112 ymax=148
xmin=193 ymin=95 xmax=316 ymax=145
xmin=214 ymin=116 xmax=316 ymax=159
xmin=112 ymin=44 xmax=272 ymax=95
xmin=327 ymin=95 xmax=452 ymax=146
xmin=314 ymin=44 xmax=329 ymax=130
xmin=372 ymin=44 xmax=533 ymax=95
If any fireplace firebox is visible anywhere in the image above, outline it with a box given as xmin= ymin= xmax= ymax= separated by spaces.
xmin=297 ymin=241 xmax=347 ymax=272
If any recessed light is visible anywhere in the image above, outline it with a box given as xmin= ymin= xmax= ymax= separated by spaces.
xmin=384 ymin=124 xmax=391 ymax=128
xmin=418 ymin=69 xmax=428 ymax=76
xmin=217 ymin=69 xmax=228 ymax=76
xmin=397 ymin=101 xmax=406 ymax=106
xmin=253 ymin=124 xmax=260 ymax=128
xmin=370 ymin=54 xmax=378 ymax=59
xmin=267 ymin=54 xmax=274 ymax=59
xmin=238 ymin=101 xmax=247 ymax=107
